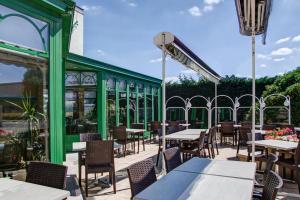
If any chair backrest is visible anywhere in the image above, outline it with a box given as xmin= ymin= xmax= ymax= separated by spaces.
xmin=262 ymin=171 xmax=283 ymax=200
xmin=239 ymin=126 xmax=251 ymax=144
xmin=167 ymin=126 xmax=178 ymax=135
xmin=241 ymin=121 xmax=252 ymax=128
xmin=247 ymin=132 xmax=263 ymax=141
xmin=263 ymin=124 xmax=276 ymax=131
xmin=127 ymin=159 xmax=157 ymax=198
xmin=263 ymin=154 xmax=278 ymax=184
xmin=26 ymin=161 xmax=68 ymax=189
xmin=79 ymin=133 xmax=101 ymax=142
xmin=221 ymin=122 xmax=234 ymax=134
xmin=150 ymin=121 xmax=160 ymax=131
xmin=198 ymin=131 xmax=206 ymax=150
xmin=131 ymin=123 xmax=144 ymax=129
xmin=163 ymin=147 xmax=182 ymax=173
xmin=112 ymin=126 xmax=127 ymax=140
xmin=85 ymin=140 xmax=114 ymax=166
xmin=294 ymin=140 xmax=300 ymax=166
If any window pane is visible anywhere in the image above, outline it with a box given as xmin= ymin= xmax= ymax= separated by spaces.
xmin=0 ymin=59 xmax=49 ymax=162
xmin=107 ymin=90 xmax=116 ymax=135
xmin=65 ymin=71 xmax=97 ymax=135
xmin=129 ymin=84 xmax=136 ymax=125
xmin=0 ymin=5 xmax=49 ymax=52
xmin=119 ymin=92 xmax=127 ymax=126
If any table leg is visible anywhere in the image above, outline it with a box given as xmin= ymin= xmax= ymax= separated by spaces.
xmin=138 ymin=133 xmax=140 ymax=154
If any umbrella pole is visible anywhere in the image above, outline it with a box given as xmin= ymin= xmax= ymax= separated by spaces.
xmin=161 ymin=33 xmax=167 ymax=174
xmin=251 ymin=30 xmax=256 ymax=162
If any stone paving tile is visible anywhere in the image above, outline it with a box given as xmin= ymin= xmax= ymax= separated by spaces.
xmin=64 ymin=142 xmax=300 ymax=200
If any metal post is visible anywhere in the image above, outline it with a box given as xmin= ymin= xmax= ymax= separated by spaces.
xmin=161 ymin=33 xmax=167 ymax=174
xmin=251 ymin=0 xmax=256 ymax=163
xmin=215 ymin=83 xmax=218 ymax=126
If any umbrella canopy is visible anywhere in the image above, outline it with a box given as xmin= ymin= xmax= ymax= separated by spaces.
xmin=154 ymin=32 xmax=221 ymax=84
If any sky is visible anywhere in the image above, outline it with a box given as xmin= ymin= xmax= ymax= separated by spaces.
xmin=75 ymin=0 xmax=300 ymax=81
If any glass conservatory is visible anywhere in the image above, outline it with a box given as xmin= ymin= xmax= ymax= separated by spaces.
xmin=0 ymin=0 xmax=161 ymax=164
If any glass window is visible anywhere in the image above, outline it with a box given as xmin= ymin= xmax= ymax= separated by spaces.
xmin=107 ymin=78 xmax=115 ymax=91
xmin=0 ymin=57 xmax=49 ymax=162
xmin=119 ymin=91 xmax=127 ymax=126
xmin=146 ymin=95 xmax=152 ymax=123
xmin=119 ymin=80 xmax=126 ymax=92
xmin=154 ymin=88 xmax=159 ymax=121
xmin=0 ymin=5 xmax=49 ymax=52
xmin=65 ymin=71 xmax=97 ymax=135
xmin=107 ymin=88 xmax=116 ymax=135
xmin=129 ymin=82 xmax=136 ymax=125
xmin=138 ymin=92 xmax=144 ymax=123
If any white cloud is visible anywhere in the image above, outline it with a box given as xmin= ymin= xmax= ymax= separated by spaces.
xmin=149 ymin=57 xmax=169 ymax=63
xmin=270 ymin=48 xmax=293 ymax=56
xmin=128 ymin=3 xmax=137 ymax=7
xmin=181 ymin=69 xmax=197 ymax=74
xmin=96 ymin=49 xmax=106 ymax=56
xmin=188 ymin=6 xmax=202 ymax=17
xmin=203 ymin=5 xmax=214 ymax=12
xmin=81 ymin=5 xmax=101 ymax=12
xmin=260 ymin=64 xmax=267 ymax=68
xmin=292 ymin=35 xmax=300 ymax=42
xmin=166 ymin=76 xmax=179 ymax=83
xmin=204 ymin=0 xmax=223 ymax=5
xmin=275 ymin=37 xmax=291 ymax=44
xmin=257 ymin=54 xmax=271 ymax=60
xmin=273 ymin=57 xmax=285 ymax=62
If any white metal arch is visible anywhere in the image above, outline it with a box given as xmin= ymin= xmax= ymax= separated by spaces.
xmin=187 ymin=95 xmax=211 ymax=128
xmin=235 ymin=94 xmax=261 ymax=124
xmin=210 ymin=95 xmax=235 ymax=124
xmin=166 ymin=96 xmax=188 ymax=122
xmin=261 ymin=94 xmax=291 ymax=125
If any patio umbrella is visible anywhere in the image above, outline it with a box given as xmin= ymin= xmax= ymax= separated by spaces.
xmin=235 ymin=0 xmax=273 ymax=162
xmin=153 ymin=32 xmax=221 ymax=174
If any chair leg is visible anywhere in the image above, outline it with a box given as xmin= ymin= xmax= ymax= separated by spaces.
xmin=79 ymin=164 xmax=82 ymax=187
xmin=123 ymin=144 xmax=126 ymax=157
xmin=143 ymin=138 xmax=145 ymax=151
xmin=112 ymin=169 xmax=116 ymax=194
xmin=207 ymin=146 xmax=211 ymax=158
xmin=156 ymin=148 xmax=160 ymax=166
xmin=215 ymin=141 xmax=219 ymax=155
xmin=85 ymin=171 xmax=88 ymax=197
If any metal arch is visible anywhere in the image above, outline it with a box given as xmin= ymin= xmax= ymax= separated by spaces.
xmin=0 ymin=13 xmax=48 ymax=51
xmin=188 ymin=95 xmax=210 ymax=104
xmin=237 ymin=94 xmax=260 ymax=102
xmin=263 ymin=93 xmax=289 ymax=102
xmin=166 ymin=95 xmax=187 ymax=107
xmin=211 ymin=95 xmax=235 ymax=106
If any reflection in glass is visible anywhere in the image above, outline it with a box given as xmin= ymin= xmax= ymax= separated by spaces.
xmin=65 ymin=71 xmax=97 ymax=135
xmin=138 ymin=93 xmax=144 ymax=123
xmin=107 ymin=78 xmax=116 ymax=135
xmin=129 ymin=83 xmax=136 ymax=125
xmin=0 ymin=58 xmax=49 ymax=162
xmin=0 ymin=5 xmax=49 ymax=51
xmin=146 ymin=95 xmax=152 ymax=123
xmin=119 ymin=92 xmax=127 ymax=126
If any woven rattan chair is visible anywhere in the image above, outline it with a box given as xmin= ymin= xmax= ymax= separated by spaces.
xmin=220 ymin=122 xmax=236 ymax=146
xmin=127 ymin=159 xmax=157 ymax=199
xmin=255 ymin=154 xmax=278 ymax=188
xmin=163 ymin=147 xmax=182 ymax=173
xmin=26 ymin=161 xmax=67 ymax=189
xmin=78 ymin=133 xmax=101 ymax=186
xmin=276 ymin=140 xmax=300 ymax=192
xmin=241 ymin=121 xmax=252 ymax=128
xmin=204 ymin=127 xmax=218 ymax=158
xmin=262 ymin=124 xmax=276 ymax=131
xmin=149 ymin=121 xmax=160 ymax=143
xmin=180 ymin=131 xmax=207 ymax=161
xmin=113 ymin=126 xmax=134 ymax=157
xmin=131 ymin=123 xmax=146 ymax=152
xmin=85 ymin=140 xmax=116 ymax=196
xmin=253 ymin=171 xmax=283 ymax=200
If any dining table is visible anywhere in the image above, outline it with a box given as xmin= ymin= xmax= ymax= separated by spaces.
xmin=163 ymin=129 xmax=207 ymax=141
xmin=134 ymin=158 xmax=256 ymax=200
xmin=0 ymin=178 xmax=70 ymax=200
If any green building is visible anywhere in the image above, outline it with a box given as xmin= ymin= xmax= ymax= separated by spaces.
xmin=0 ymin=0 xmax=161 ymax=164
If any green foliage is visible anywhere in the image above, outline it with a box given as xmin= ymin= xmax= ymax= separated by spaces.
xmin=263 ymin=67 xmax=300 ymax=125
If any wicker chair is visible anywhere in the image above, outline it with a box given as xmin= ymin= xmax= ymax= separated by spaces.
xmin=149 ymin=121 xmax=160 ymax=143
xmin=85 ymin=140 xmax=116 ymax=196
xmin=26 ymin=161 xmax=67 ymax=189
xmin=127 ymin=159 xmax=157 ymax=199
xmin=276 ymin=140 xmax=300 ymax=192
xmin=262 ymin=124 xmax=276 ymax=131
xmin=204 ymin=127 xmax=218 ymax=158
xmin=253 ymin=171 xmax=283 ymax=200
xmin=113 ymin=126 xmax=134 ymax=157
xmin=255 ymin=154 xmax=278 ymax=188
xmin=78 ymin=133 xmax=101 ymax=187
xmin=131 ymin=123 xmax=146 ymax=152
xmin=220 ymin=122 xmax=236 ymax=146
xmin=163 ymin=147 xmax=182 ymax=173
xmin=180 ymin=131 xmax=207 ymax=161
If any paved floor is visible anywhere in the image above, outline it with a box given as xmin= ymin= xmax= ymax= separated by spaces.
xmin=64 ymin=142 xmax=300 ymax=200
